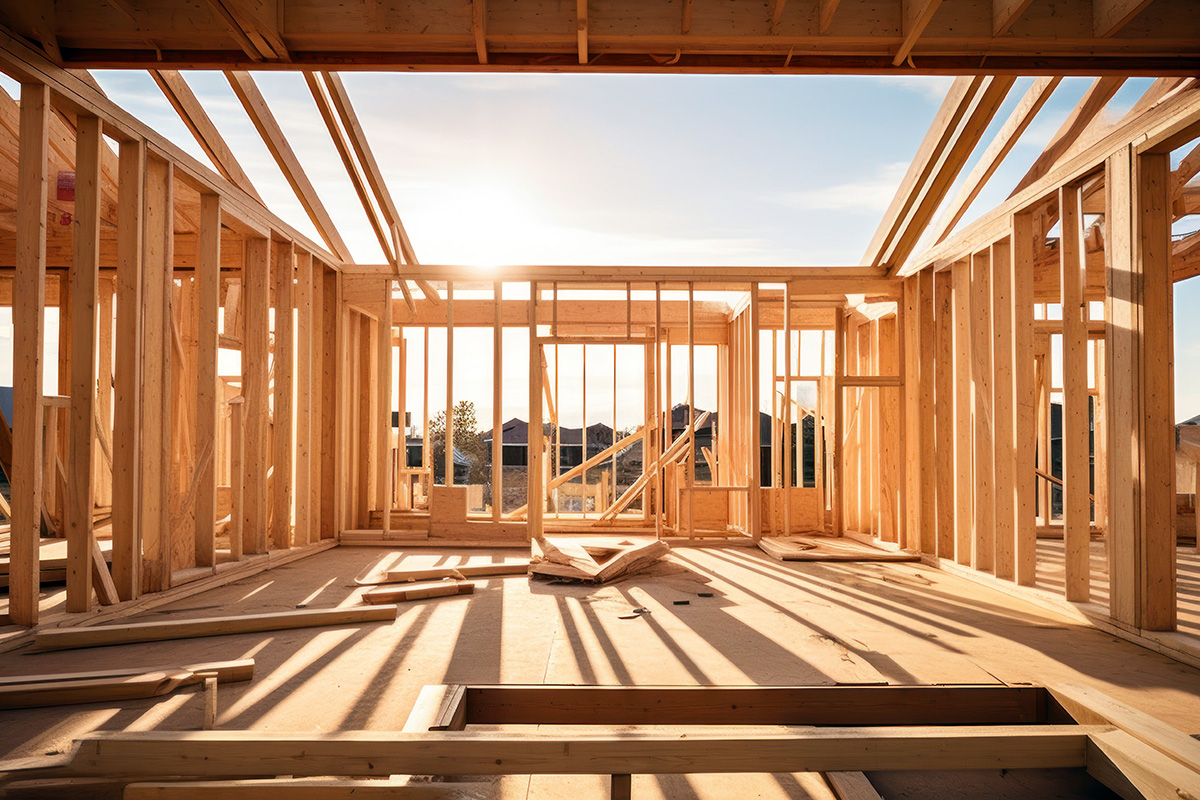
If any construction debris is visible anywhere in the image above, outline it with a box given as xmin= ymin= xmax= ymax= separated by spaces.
xmin=361 ymin=581 xmax=477 ymax=605
xmin=530 ymin=537 xmax=670 ymax=584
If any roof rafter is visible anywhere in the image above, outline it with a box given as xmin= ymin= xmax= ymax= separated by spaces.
xmin=151 ymin=70 xmax=263 ymax=204
xmin=319 ymin=72 xmax=441 ymax=306
xmin=1094 ymin=0 xmax=1157 ymax=37
xmin=893 ymin=0 xmax=944 ymax=67
xmin=993 ymin=0 xmax=1037 ymax=36
xmin=864 ymin=76 xmax=1015 ymax=272
xmin=1172 ymin=139 xmax=1200 ymax=216
xmin=225 ymin=70 xmax=352 ymax=263
xmin=472 ymin=0 xmax=488 ymax=65
xmin=576 ymin=0 xmax=588 ymax=65
xmin=928 ymin=76 xmax=1062 ymax=246
xmin=1009 ymin=77 xmax=1125 ymax=198
xmin=819 ymin=0 xmax=843 ymax=33
xmin=201 ymin=0 xmax=290 ymax=62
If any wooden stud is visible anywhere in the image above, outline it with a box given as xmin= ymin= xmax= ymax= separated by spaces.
xmin=294 ymin=251 xmax=314 ymax=546
xmin=528 ymin=283 xmax=543 ymax=540
xmin=140 ymin=155 xmax=174 ymax=594
xmin=917 ymin=269 xmax=937 ymax=556
xmin=445 ymin=281 xmax=455 ymax=487
xmin=971 ymin=249 xmax=994 ymax=573
xmin=377 ymin=280 xmax=393 ymax=533
xmin=832 ymin=308 xmax=845 ymax=538
xmin=991 ymin=238 xmax=1017 ymax=581
xmin=1060 ymin=183 xmax=1090 ymax=603
xmin=933 ymin=270 xmax=955 ymax=559
xmin=112 ymin=137 xmax=144 ymax=601
xmin=10 ymin=82 xmax=50 ymax=626
xmin=749 ymin=285 xmax=762 ymax=541
xmin=242 ymin=238 xmax=270 ymax=555
xmin=492 ymin=281 xmax=503 ymax=521
xmin=64 ymin=113 xmax=102 ymax=611
xmin=1013 ymin=211 xmax=1037 ymax=585
xmin=952 ymin=259 xmax=973 ymax=565
xmin=272 ymin=241 xmax=294 ymax=550
xmin=195 ymin=194 xmax=221 ymax=568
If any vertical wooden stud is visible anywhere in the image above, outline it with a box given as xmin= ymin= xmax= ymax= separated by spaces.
xmin=1013 ymin=211 xmax=1038 ymax=585
xmin=1060 ymin=184 xmax=1091 ymax=603
xmin=971 ymin=249 xmax=995 ymax=573
xmin=934 ymin=269 xmax=955 ymax=560
xmin=952 ymin=258 xmax=973 ymax=566
xmin=112 ymin=137 xmax=144 ymax=601
xmin=992 ymin=237 xmax=1017 ymax=581
xmin=242 ymin=238 xmax=270 ymax=555
xmin=272 ymin=240 xmax=294 ymax=550
xmin=194 ymin=194 xmax=221 ymax=568
xmin=294 ymin=251 xmax=313 ymax=546
xmin=10 ymin=82 xmax=50 ymax=626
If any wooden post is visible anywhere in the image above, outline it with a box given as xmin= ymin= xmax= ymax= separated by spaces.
xmin=992 ymin=237 xmax=1017 ymax=581
xmin=229 ymin=398 xmax=244 ymax=561
xmin=242 ymin=238 xmax=270 ymax=555
xmin=783 ymin=284 xmax=792 ymax=536
xmin=934 ymin=269 xmax=955 ymax=560
xmin=832 ymin=307 xmax=845 ymax=538
xmin=112 ymin=138 xmax=144 ymax=601
xmin=1060 ymin=183 xmax=1090 ymax=602
xmin=493 ymin=281 xmax=503 ymax=521
xmin=96 ymin=277 xmax=114 ymax=508
xmin=528 ymin=282 xmax=543 ymax=540
xmin=194 ymin=194 xmax=221 ymax=568
xmin=272 ymin=240 xmax=294 ymax=550
xmin=377 ymin=280 xmax=393 ymax=533
xmin=320 ymin=266 xmax=338 ymax=538
xmin=140 ymin=155 xmax=174 ymax=593
xmin=1013 ymin=211 xmax=1037 ymax=585
xmin=918 ymin=269 xmax=937 ymax=556
xmin=903 ymin=276 xmax=920 ymax=550
xmin=952 ymin=259 xmax=973 ymax=566
xmin=971 ymin=249 xmax=994 ymax=573
xmin=749 ymin=284 xmax=762 ymax=541
xmin=294 ymin=251 xmax=313 ymax=545
xmin=688 ymin=282 xmax=696 ymax=538
xmin=446 ymin=281 xmax=455 ymax=487
xmin=10 ymin=82 xmax=50 ymax=626
xmin=66 ymin=114 xmax=103 ymax=612
xmin=1105 ymin=146 xmax=1176 ymax=630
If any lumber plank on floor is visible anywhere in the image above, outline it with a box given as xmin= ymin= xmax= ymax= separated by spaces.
xmin=361 ymin=582 xmax=475 ymax=605
xmin=29 ymin=606 xmax=399 ymax=652
xmin=0 ymin=659 xmax=254 ymax=687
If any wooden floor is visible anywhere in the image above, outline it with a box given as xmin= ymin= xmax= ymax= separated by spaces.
xmin=2 ymin=545 xmax=1199 ymax=797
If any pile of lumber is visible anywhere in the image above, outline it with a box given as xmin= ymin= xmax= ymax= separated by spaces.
xmin=0 ymin=659 xmax=253 ymax=709
xmin=530 ymin=537 xmax=670 ymax=583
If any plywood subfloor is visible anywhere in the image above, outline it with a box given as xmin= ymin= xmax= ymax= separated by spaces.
xmin=2 ymin=546 xmax=1199 ymax=798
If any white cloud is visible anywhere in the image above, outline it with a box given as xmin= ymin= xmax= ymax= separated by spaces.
xmin=450 ymin=74 xmax=563 ymax=92
xmin=878 ymin=75 xmax=957 ymax=103
xmin=771 ymin=162 xmax=909 ymax=214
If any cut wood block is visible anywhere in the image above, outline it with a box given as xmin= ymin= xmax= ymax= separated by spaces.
xmin=382 ymin=563 xmax=529 ymax=583
xmin=30 ymin=606 xmax=399 ymax=652
xmin=0 ymin=658 xmax=254 ymax=688
xmin=824 ymin=771 xmax=883 ymax=800
xmin=361 ymin=582 xmax=476 ymax=605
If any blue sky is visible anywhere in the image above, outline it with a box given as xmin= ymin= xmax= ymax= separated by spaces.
xmin=1 ymin=70 xmax=1196 ymax=421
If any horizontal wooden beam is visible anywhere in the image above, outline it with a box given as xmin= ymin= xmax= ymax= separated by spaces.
xmin=462 ymin=685 xmax=1047 ymax=726
xmin=16 ymin=726 xmax=1100 ymax=780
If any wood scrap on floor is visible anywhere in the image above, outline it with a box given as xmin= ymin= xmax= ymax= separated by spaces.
xmin=530 ymin=537 xmax=670 ymax=584
xmin=0 ymin=658 xmax=253 ymax=710
xmin=27 ymin=606 xmax=400 ymax=653
xmin=361 ymin=581 xmax=477 ymax=605
xmin=364 ymin=562 xmax=530 ymax=586
xmin=758 ymin=536 xmax=921 ymax=563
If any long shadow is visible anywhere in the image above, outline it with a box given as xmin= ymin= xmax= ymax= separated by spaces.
xmin=443 ymin=576 xmax=504 ymax=684
xmin=609 ymin=581 xmax=837 ymax=685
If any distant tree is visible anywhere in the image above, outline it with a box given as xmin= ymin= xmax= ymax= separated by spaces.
xmin=428 ymin=400 xmax=490 ymax=487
